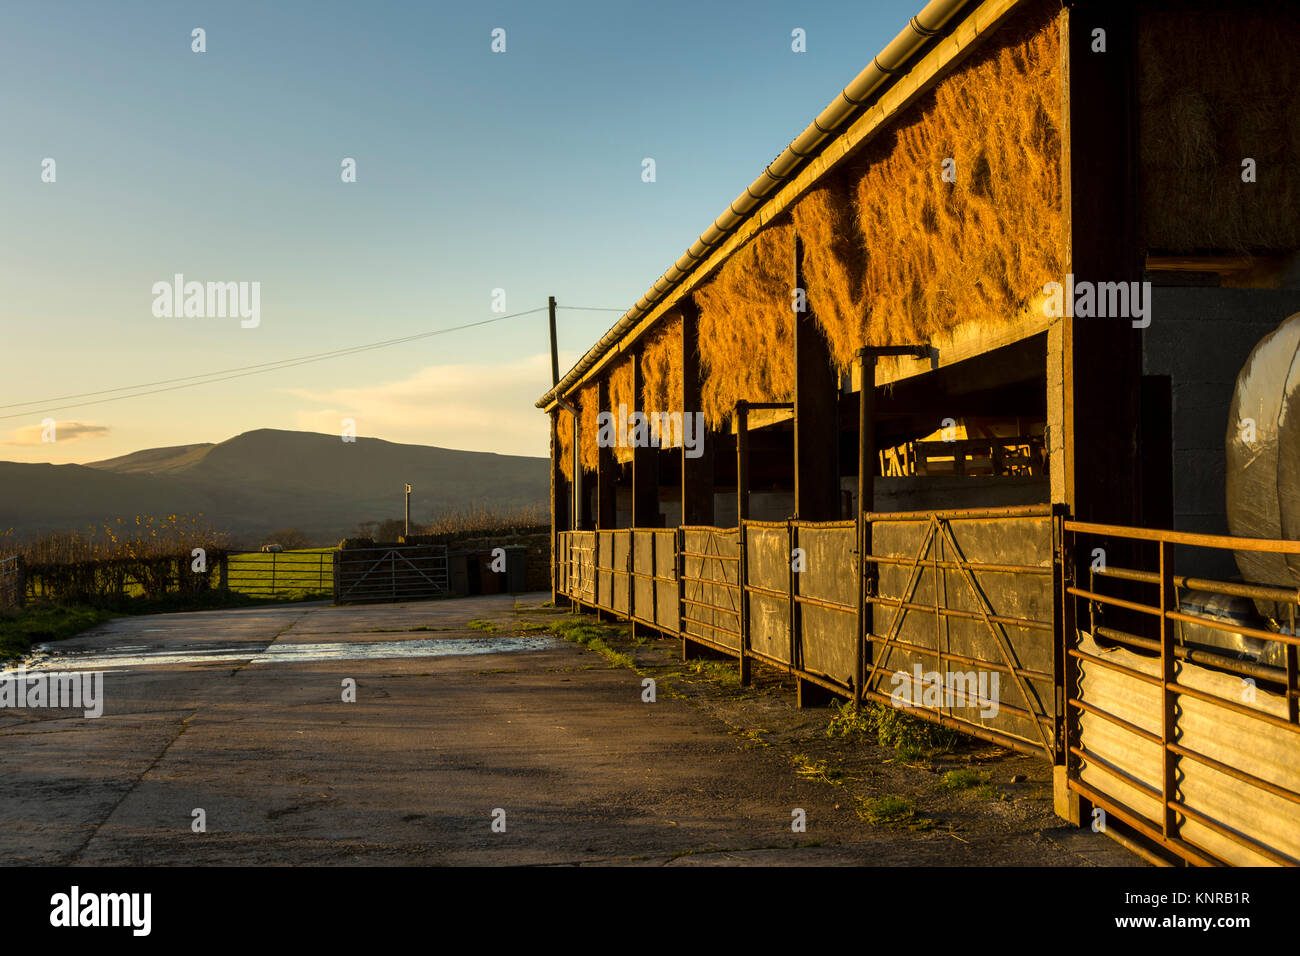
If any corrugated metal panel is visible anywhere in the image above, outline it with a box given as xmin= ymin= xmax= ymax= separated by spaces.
xmin=746 ymin=525 xmax=791 ymax=666
xmin=682 ymin=528 xmax=741 ymax=651
xmin=798 ymin=523 xmax=857 ymax=688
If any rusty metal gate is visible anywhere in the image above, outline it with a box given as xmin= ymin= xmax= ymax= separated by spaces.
xmin=630 ymin=529 xmax=679 ymax=635
xmin=333 ymin=545 xmax=450 ymax=604
xmin=680 ymin=527 xmax=742 ymax=654
xmin=863 ymin=505 xmax=1060 ymax=758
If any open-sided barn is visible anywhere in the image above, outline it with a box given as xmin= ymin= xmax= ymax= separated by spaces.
xmin=536 ymin=0 xmax=1300 ymax=867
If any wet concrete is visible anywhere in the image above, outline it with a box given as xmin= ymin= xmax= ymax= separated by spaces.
xmin=0 ymin=594 xmax=1131 ymax=866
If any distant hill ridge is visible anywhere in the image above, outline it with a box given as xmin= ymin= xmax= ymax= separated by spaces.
xmin=1 ymin=429 xmax=548 ymax=544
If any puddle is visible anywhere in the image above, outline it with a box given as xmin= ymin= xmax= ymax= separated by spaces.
xmin=6 ymin=637 xmax=559 ymax=673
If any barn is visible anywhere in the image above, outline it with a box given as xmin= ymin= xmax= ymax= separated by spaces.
xmin=535 ymin=0 xmax=1300 ymax=866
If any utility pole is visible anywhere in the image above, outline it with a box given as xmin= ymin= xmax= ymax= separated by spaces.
xmin=404 ymin=483 xmax=411 ymax=538
xmin=548 ymin=296 xmax=560 ymax=387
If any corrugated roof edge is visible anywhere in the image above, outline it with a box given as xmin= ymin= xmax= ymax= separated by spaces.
xmin=535 ymin=0 xmax=977 ymax=410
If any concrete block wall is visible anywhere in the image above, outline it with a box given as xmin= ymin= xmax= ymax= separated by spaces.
xmin=1144 ymin=287 xmax=1300 ymax=576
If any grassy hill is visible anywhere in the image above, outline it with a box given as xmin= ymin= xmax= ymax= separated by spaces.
xmin=2 ymin=429 xmax=548 ymax=545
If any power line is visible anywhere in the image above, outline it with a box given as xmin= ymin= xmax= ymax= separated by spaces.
xmin=0 ymin=306 xmax=550 ymax=422
xmin=557 ymin=306 xmax=625 ymax=312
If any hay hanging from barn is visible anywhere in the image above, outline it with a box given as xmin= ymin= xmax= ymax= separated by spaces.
xmin=1139 ymin=1 xmax=1300 ymax=253
xmin=555 ymin=381 xmax=601 ymax=481
xmin=695 ymin=219 xmax=796 ymax=428
xmin=608 ymin=355 xmax=635 ymax=463
xmin=832 ymin=1 xmax=1062 ymax=367
xmin=556 ymin=406 xmax=575 ymax=482
xmin=640 ymin=316 xmax=683 ymax=446
xmin=577 ymin=381 xmax=601 ymax=474
xmin=790 ymin=170 xmax=870 ymax=374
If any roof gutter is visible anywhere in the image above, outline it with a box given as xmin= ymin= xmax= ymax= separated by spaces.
xmin=536 ymin=0 xmax=974 ymax=410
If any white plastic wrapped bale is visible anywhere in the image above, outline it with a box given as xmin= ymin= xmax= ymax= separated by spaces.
xmin=1225 ymin=311 xmax=1300 ymax=623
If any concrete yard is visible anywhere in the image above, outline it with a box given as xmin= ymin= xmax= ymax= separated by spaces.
xmin=0 ymin=593 xmax=1136 ymax=866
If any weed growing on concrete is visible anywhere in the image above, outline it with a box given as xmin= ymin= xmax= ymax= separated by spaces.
xmin=825 ymin=700 xmax=961 ymax=759
xmin=938 ymin=768 xmax=991 ymax=791
xmin=547 ymin=617 xmax=635 ymax=670
xmin=855 ymin=794 xmax=933 ymax=830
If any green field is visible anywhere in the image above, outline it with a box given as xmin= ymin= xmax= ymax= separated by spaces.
xmin=225 ymin=548 xmax=336 ymax=598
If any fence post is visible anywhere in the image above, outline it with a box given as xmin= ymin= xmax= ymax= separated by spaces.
xmin=855 ymin=511 xmax=865 ymax=710
xmin=738 ymin=523 xmax=751 ymax=686
xmin=787 ymin=519 xmax=797 ymax=676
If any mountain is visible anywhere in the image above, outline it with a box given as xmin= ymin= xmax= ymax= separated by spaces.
xmin=1 ymin=429 xmax=548 ymax=545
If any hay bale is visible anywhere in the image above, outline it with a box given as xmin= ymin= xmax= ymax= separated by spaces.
xmin=608 ymin=355 xmax=635 ymax=463
xmin=555 ymin=381 xmax=602 ymax=480
xmin=640 ymin=316 xmax=683 ymax=446
xmin=1139 ymin=1 xmax=1300 ymax=253
xmin=556 ymin=406 xmax=575 ymax=482
xmin=845 ymin=1 xmax=1062 ymax=364
xmin=695 ymin=219 xmax=796 ymax=428
xmin=577 ymin=381 xmax=600 ymax=474
xmin=791 ymin=169 xmax=870 ymax=374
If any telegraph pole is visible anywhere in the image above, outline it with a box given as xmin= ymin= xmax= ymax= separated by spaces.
xmin=404 ymin=483 xmax=412 ymax=538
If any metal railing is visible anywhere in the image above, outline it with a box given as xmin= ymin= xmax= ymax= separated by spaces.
xmin=1063 ymin=520 xmax=1300 ymax=867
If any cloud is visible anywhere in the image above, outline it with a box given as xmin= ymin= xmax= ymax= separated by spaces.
xmin=283 ymin=352 xmax=573 ymax=457
xmin=4 ymin=421 xmax=109 ymax=446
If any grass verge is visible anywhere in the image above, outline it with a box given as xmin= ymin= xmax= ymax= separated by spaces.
xmin=0 ymin=605 xmax=116 ymax=662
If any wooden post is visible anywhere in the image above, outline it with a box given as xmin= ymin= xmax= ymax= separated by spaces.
xmin=738 ymin=522 xmax=751 ymax=686
xmin=793 ymin=232 xmax=839 ymax=522
xmin=1060 ymin=2 xmax=1142 ymax=528
xmin=632 ymin=348 xmax=659 ymax=528
xmin=680 ymin=296 xmax=715 ymax=526
xmin=550 ymin=411 xmax=570 ymax=606
xmin=856 ymin=349 xmax=875 ymax=710
xmin=596 ymin=377 xmax=617 ymax=529
xmin=854 ymin=346 xmax=925 ymax=706
xmin=736 ymin=401 xmax=750 ymax=522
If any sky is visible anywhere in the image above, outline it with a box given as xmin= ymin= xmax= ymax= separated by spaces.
xmin=1 ymin=0 xmax=923 ymax=464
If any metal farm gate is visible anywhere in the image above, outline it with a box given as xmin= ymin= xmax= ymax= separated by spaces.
xmin=862 ymin=506 xmax=1060 ymax=758
xmin=334 ymin=545 xmax=450 ymax=604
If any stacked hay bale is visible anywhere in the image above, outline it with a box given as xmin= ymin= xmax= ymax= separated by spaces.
xmin=640 ymin=315 xmax=683 ymax=446
xmin=844 ymin=1 xmax=1062 ymax=366
xmin=695 ymin=219 xmax=797 ymax=428
xmin=1139 ymin=1 xmax=1300 ymax=253
xmin=608 ymin=355 xmax=635 ymax=463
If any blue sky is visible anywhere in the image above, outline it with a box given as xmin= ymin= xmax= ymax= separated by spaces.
xmin=1 ymin=0 xmax=921 ymax=463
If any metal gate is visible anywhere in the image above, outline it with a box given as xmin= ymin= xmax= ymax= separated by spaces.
xmin=334 ymin=545 xmax=449 ymax=604
xmin=863 ymin=505 xmax=1060 ymax=758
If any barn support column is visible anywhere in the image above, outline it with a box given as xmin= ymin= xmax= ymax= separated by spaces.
xmin=1054 ymin=0 xmax=1142 ymax=824
xmin=679 ymin=296 xmax=721 ymax=662
xmin=631 ymin=350 xmax=660 ymax=637
xmin=632 ymin=349 xmax=659 ymax=528
xmin=550 ymin=410 xmax=570 ymax=607
xmin=596 ymin=378 xmax=617 ymax=530
xmin=594 ymin=378 xmax=617 ymax=620
xmin=793 ymin=233 xmax=840 ymax=524
xmin=680 ymin=296 xmax=715 ymax=526
xmin=793 ymin=232 xmax=843 ymax=708
xmin=736 ymin=400 xmax=751 ymax=684
xmin=855 ymin=345 xmax=929 ymax=711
